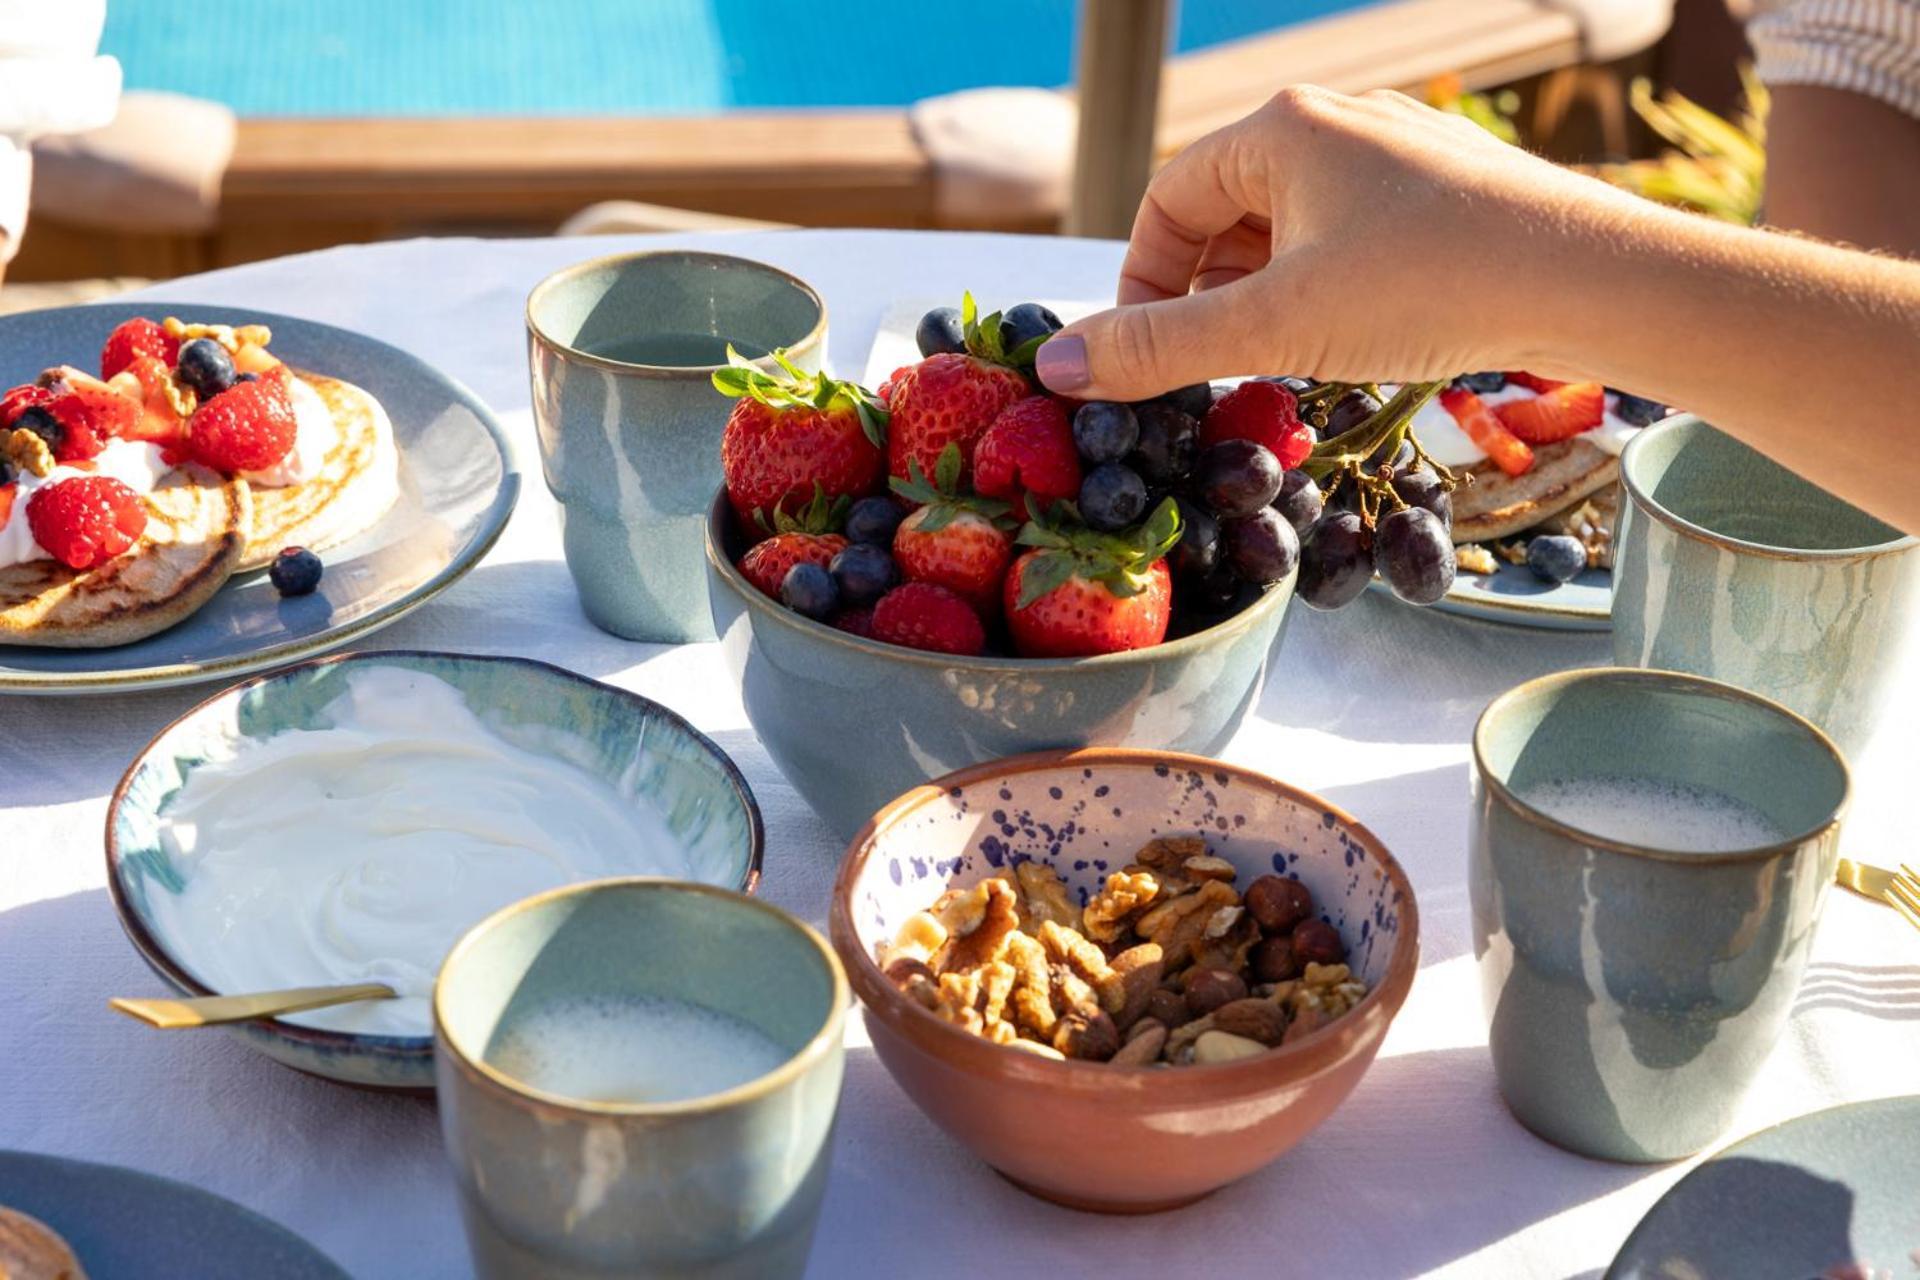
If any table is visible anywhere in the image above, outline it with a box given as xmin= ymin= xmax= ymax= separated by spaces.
xmin=3 ymin=230 xmax=1915 ymax=1280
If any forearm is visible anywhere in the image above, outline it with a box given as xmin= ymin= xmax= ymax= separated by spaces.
xmin=1513 ymin=201 xmax=1920 ymax=532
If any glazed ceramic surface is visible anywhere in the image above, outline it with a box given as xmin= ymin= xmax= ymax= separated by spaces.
xmin=1614 ymin=416 xmax=1920 ymax=757
xmin=830 ymin=749 xmax=1418 ymax=1212
xmin=527 ymin=251 xmax=826 ymax=643
xmin=706 ymin=493 xmax=1296 ymax=839
xmin=435 ymin=879 xmax=847 ymax=1280
xmin=0 ymin=303 xmax=519 ymax=695
xmin=1471 ymin=668 xmax=1849 ymax=1163
xmin=1376 ymin=559 xmax=1613 ymax=631
xmin=1609 ymin=1095 xmax=1920 ymax=1279
xmin=108 ymin=649 xmax=763 ymax=1091
xmin=0 ymin=1149 xmax=348 ymax=1279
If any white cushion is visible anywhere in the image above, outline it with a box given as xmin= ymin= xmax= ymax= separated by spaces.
xmin=909 ymin=88 xmax=1075 ymax=224
xmin=1547 ymin=0 xmax=1677 ymax=61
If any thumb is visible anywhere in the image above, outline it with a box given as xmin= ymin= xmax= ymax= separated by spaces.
xmin=1034 ymin=280 xmax=1277 ymax=402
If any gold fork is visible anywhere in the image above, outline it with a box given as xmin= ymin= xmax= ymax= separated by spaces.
xmin=1888 ymin=865 xmax=1920 ymax=934
xmin=1835 ymin=858 xmax=1920 ymax=933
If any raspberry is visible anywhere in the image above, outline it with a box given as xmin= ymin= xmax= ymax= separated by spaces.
xmin=973 ymin=395 xmax=1081 ymax=521
xmin=187 ymin=367 xmax=297 ymax=473
xmin=1201 ymin=381 xmax=1313 ymax=470
xmin=870 ymin=582 xmax=986 ymax=656
xmin=100 ymin=318 xmax=180 ymax=381
xmin=27 ymin=475 xmax=148 ymax=570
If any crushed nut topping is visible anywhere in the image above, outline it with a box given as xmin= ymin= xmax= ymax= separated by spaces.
xmin=162 ymin=317 xmax=271 ymax=353
xmin=1455 ymin=544 xmax=1499 ymax=575
xmin=3 ymin=428 xmax=54 ymax=478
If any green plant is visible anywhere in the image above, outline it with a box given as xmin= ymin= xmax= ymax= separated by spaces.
xmin=1596 ymin=69 xmax=1769 ymax=224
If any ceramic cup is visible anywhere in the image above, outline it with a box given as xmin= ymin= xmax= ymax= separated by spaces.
xmin=435 ymin=878 xmax=848 ymax=1279
xmin=1471 ymin=668 xmax=1848 ymax=1163
xmin=1613 ymin=416 xmax=1920 ymax=758
xmin=527 ymin=251 xmax=827 ymax=643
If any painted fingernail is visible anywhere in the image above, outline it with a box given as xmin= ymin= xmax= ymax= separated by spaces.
xmin=1034 ymin=335 xmax=1090 ymax=392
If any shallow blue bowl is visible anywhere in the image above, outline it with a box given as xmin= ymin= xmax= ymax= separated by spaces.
xmin=106 ymin=649 xmax=763 ymax=1091
xmin=704 ymin=490 xmax=1297 ymax=839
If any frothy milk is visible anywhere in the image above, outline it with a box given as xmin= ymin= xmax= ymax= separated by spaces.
xmin=484 ymin=994 xmax=793 ymax=1105
xmin=1516 ymin=776 xmax=1786 ymax=852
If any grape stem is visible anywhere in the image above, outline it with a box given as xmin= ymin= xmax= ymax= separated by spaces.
xmin=1297 ymin=379 xmax=1448 ymax=530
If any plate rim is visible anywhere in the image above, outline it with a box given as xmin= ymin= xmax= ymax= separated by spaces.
xmin=0 ymin=301 xmax=521 ymax=694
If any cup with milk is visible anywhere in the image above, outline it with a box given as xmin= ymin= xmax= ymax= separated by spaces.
xmin=1470 ymin=668 xmax=1848 ymax=1162
xmin=434 ymin=878 xmax=847 ymax=1279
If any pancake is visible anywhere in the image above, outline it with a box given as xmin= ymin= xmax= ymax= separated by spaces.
xmin=239 ymin=372 xmax=399 ymax=571
xmin=0 ymin=1206 xmax=87 ymax=1280
xmin=0 ymin=468 xmax=250 ymax=649
xmin=1448 ymin=438 xmax=1620 ymax=543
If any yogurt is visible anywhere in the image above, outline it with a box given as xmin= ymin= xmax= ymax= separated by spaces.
xmin=1402 ymin=384 xmax=1649 ymax=470
xmin=240 ymin=375 xmax=338 ymax=487
xmin=0 ymin=439 xmax=173 ymax=569
xmin=148 ymin=668 xmax=694 ymax=1037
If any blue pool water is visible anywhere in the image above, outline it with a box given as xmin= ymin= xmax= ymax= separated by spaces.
xmin=102 ymin=1 xmax=1379 ymax=117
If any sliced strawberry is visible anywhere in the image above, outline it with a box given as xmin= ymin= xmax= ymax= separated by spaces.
xmin=232 ymin=341 xmax=283 ymax=375
xmin=1506 ymin=372 xmax=1567 ymax=394
xmin=0 ymin=484 xmax=15 ymax=528
xmin=0 ymin=384 xmax=55 ymax=428
xmin=31 ymin=385 xmax=139 ymax=462
xmin=1495 ymin=381 xmax=1604 ymax=445
xmin=100 ymin=318 xmax=179 ymax=381
xmin=110 ymin=356 xmax=189 ymax=443
xmin=1439 ymin=387 xmax=1534 ymax=477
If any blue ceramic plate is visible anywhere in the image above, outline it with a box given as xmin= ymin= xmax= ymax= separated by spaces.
xmin=1370 ymin=561 xmax=1613 ymax=631
xmin=0 ymin=1150 xmax=347 ymax=1279
xmin=0 ymin=303 xmax=519 ymax=694
xmin=1608 ymin=1096 xmax=1920 ymax=1279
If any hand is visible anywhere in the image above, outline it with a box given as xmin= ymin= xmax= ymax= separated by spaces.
xmin=1035 ymin=87 xmax=1641 ymax=400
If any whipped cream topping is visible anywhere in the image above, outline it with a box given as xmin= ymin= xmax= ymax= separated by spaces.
xmin=146 ymin=668 xmax=695 ymax=1037
xmin=1403 ymin=384 xmax=1651 ymax=469
xmin=240 ymin=374 xmax=336 ymax=488
xmin=0 ymin=439 xmax=171 ymax=570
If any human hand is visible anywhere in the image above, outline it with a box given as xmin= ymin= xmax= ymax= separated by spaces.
xmin=1034 ymin=87 xmax=1640 ymax=400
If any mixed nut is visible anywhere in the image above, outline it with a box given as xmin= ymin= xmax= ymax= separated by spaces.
xmin=878 ymin=835 xmax=1368 ymax=1066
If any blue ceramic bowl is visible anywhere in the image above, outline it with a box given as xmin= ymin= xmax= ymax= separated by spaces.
xmin=704 ymin=491 xmax=1296 ymax=838
xmin=106 ymin=649 xmax=763 ymax=1091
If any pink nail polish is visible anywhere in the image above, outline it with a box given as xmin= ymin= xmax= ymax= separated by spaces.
xmin=1035 ymin=335 xmax=1090 ymax=392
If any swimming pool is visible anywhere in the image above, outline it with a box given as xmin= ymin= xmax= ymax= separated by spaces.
xmin=102 ymin=0 xmax=1381 ymax=117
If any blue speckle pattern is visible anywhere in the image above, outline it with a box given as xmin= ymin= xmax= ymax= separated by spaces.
xmin=854 ymin=759 xmax=1404 ymax=989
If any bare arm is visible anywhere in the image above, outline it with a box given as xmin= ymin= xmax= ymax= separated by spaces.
xmin=1033 ymin=88 xmax=1920 ymax=531
xmin=1763 ymin=84 xmax=1920 ymax=258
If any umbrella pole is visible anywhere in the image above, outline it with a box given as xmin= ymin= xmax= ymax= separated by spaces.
xmin=1065 ymin=0 xmax=1172 ymax=239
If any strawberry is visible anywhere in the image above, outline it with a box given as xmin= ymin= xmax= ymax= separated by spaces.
xmin=1439 ymin=386 xmax=1534 ymax=477
xmin=869 ymin=582 xmax=986 ymax=656
xmin=29 ymin=384 xmax=138 ymax=462
xmin=875 ymin=365 xmax=913 ymax=408
xmin=739 ymin=531 xmax=847 ymax=598
xmin=1494 ymin=381 xmax=1605 ymax=444
xmin=187 ymin=366 xmax=297 ymax=473
xmin=99 ymin=318 xmax=179 ymax=382
xmin=973 ymin=395 xmax=1081 ymax=522
xmin=108 ymin=356 xmax=190 ymax=444
xmin=1201 ymin=380 xmax=1313 ymax=469
xmin=0 ymin=384 xmax=54 ymax=428
xmin=1505 ymin=371 xmax=1567 ymax=394
xmin=713 ymin=348 xmax=886 ymax=527
xmin=890 ymin=443 xmax=1016 ymax=615
xmin=26 ymin=475 xmax=148 ymax=570
xmin=886 ymin=294 xmax=1031 ymax=486
xmin=1002 ymin=498 xmax=1181 ymax=657
xmin=0 ymin=484 xmax=15 ymax=528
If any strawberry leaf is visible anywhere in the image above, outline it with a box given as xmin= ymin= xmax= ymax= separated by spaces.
xmin=1008 ymin=333 xmax=1051 ymax=368
xmin=855 ymin=400 xmax=887 ymax=449
xmin=1015 ymin=550 xmax=1078 ymax=610
xmin=934 ymin=441 xmax=963 ymax=495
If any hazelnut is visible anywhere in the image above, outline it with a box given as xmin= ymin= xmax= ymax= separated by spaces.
xmin=1182 ymin=967 xmax=1248 ymax=1018
xmin=1245 ymin=875 xmax=1313 ymax=933
xmin=1145 ymin=988 xmax=1191 ymax=1029
xmin=1250 ymin=935 xmax=1299 ymax=984
xmin=1051 ymin=1009 xmax=1121 ymax=1061
xmin=1291 ymin=919 xmax=1346 ymax=966
xmin=883 ymin=956 xmax=937 ymax=987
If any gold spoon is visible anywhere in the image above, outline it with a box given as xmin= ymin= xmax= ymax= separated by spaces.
xmin=109 ymin=982 xmax=398 ymax=1029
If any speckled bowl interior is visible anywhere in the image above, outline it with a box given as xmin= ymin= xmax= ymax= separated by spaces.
xmin=108 ymin=649 xmax=763 ymax=1091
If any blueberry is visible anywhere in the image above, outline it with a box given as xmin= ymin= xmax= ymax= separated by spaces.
xmin=1525 ymin=534 xmax=1587 ymax=584
xmin=999 ymin=302 xmax=1062 ymax=352
xmin=0 ymin=459 xmax=12 ymax=487
xmin=13 ymin=406 xmax=64 ymax=453
xmin=829 ymin=542 xmax=897 ymax=607
xmin=1609 ymin=390 xmax=1668 ymax=427
xmin=1222 ymin=508 xmax=1300 ymax=585
xmin=235 ymin=372 xmax=259 ymax=384
xmin=1272 ymin=469 xmax=1324 ymax=537
xmin=1072 ymin=401 xmax=1138 ymax=464
xmin=845 ymin=495 xmax=907 ymax=546
xmin=1391 ymin=467 xmax=1453 ymax=530
xmin=1324 ymin=388 xmax=1381 ymax=439
xmin=1457 ymin=372 xmax=1507 ymax=395
xmin=177 ymin=337 xmax=236 ymax=399
xmin=915 ymin=307 xmax=966 ymax=358
xmin=1192 ymin=439 xmax=1284 ymax=518
xmin=1158 ymin=383 xmax=1213 ymax=420
xmin=1128 ymin=403 xmax=1199 ymax=486
xmin=781 ymin=561 xmax=840 ymax=619
xmin=268 ymin=546 xmax=323 ymax=596
xmin=1167 ymin=497 xmax=1219 ymax=578
xmin=1079 ymin=462 xmax=1148 ymax=531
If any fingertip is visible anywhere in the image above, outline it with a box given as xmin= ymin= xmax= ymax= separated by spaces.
xmin=1033 ymin=333 xmax=1091 ymax=394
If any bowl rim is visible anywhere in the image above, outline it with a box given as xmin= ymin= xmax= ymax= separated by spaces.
xmin=703 ymin=488 xmax=1295 ymax=671
xmin=829 ymin=747 xmax=1420 ymax=1089
xmin=103 ymin=648 xmax=766 ymax=1055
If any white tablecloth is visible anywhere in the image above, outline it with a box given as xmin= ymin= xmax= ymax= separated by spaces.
xmin=3 ymin=230 xmax=1915 ymax=1280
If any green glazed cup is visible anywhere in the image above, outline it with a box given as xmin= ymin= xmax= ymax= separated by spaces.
xmin=1470 ymin=668 xmax=1848 ymax=1163
xmin=527 ymin=251 xmax=827 ymax=643
xmin=435 ymin=879 xmax=848 ymax=1279
xmin=1613 ymin=416 xmax=1920 ymax=758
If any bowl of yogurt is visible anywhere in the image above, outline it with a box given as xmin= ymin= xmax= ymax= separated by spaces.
xmin=106 ymin=649 xmax=764 ymax=1090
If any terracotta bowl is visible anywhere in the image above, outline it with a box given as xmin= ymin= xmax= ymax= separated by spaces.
xmin=829 ymin=749 xmax=1419 ymax=1213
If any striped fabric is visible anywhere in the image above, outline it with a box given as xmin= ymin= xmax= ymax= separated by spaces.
xmin=1749 ymin=0 xmax=1920 ymax=119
